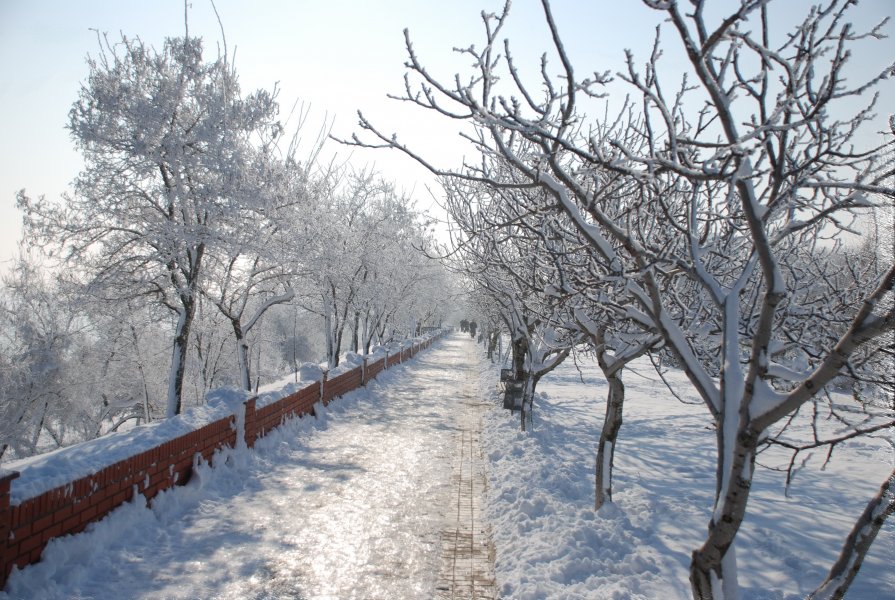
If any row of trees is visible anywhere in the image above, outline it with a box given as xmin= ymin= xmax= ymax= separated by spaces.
xmin=1 ymin=33 xmax=451 ymax=463
xmin=350 ymin=1 xmax=894 ymax=598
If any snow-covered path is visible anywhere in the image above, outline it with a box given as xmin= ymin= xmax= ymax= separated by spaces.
xmin=2 ymin=335 xmax=478 ymax=600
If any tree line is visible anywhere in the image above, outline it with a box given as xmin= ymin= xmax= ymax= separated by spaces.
xmin=348 ymin=1 xmax=895 ymax=598
xmin=1 ymin=33 xmax=452 ymax=463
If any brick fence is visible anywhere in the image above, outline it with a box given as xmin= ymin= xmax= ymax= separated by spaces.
xmin=0 ymin=333 xmax=442 ymax=588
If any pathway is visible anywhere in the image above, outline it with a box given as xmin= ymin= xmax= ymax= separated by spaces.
xmin=436 ymin=360 xmax=497 ymax=599
xmin=1 ymin=334 xmax=497 ymax=600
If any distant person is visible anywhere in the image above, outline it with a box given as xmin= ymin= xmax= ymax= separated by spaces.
xmin=469 ymin=321 xmax=477 ymax=338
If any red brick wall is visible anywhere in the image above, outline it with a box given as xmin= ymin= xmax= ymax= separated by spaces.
xmin=0 ymin=333 xmax=442 ymax=587
xmin=385 ymin=351 xmax=401 ymax=368
xmin=322 ymin=369 xmax=364 ymax=404
xmin=1 ymin=414 xmax=237 ymax=580
xmin=364 ymin=358 xmax=386 ymax=384
xmin=245 ymin=382 xmax=320 ymax=447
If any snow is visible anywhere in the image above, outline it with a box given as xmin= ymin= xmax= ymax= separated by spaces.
xmin=2 ymin=337 xmax=460 ymax=600
xmin=479 ymin=348 xmax=894 ymax=600
xmin=3 ymin=334 xmax=892 ymax=599
xmin=748 ymin=376 xmax=788 ymax=421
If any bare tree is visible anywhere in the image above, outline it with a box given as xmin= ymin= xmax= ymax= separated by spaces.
xmin=346 ymin=1 xmax=895 ymax=597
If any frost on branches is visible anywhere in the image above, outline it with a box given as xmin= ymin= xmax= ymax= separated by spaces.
xmin=8 ymin=30 xmax=452 ymax=463
xmin=347 ymin=1 xmax=895 ymax=598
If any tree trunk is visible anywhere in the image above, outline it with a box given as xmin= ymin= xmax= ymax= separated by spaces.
xmin=324 ymin=313 xmax=335 ymax=368
xmin=292 ymin=306 xmax=299 ymax=381
xmin=166 ymin=301 xmax=194 ymax=417
xmin=129 ymin=324 xmax=153 ymax=423
xmin=165 ymin=243 xmax=203 ymax=418
xmin=231 ymin=318 xmax=251 ymax=391
xmin=520 ymin=373 xmax=539 ymax=432
xmin=333 ymin=320 xmax=344 ymax=367
xmin=595 ymin=370 xmax=624 ymax=510
xmin=487 ymin=329 xmax=499 ymax=360
xmin=689 ymin=425 xmax=757 ymax=600
xmin=512 ymin=336 xmax=527 ymax=380
xmin=808 ymin=468 xmax=895 ymax=600
xmin=361 ymin=309 xmax=371 ymax=354
xmin=323 ymin=296 xmax=338 ymax=369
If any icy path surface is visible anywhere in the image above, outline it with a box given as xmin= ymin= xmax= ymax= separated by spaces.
xmin=2 ymin=335 xmax=479 ymax=600
xmin=435 ymin=358 xmax=496 ymax=599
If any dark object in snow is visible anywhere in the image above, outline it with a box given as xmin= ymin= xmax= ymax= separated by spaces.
xmin=503 ymin=379 xmax=524 ymax=410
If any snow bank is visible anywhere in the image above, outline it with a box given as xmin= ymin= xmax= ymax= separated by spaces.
xmin=5 ymin=388 xmax=251 ymax=504
xmin=479 ymin=348 xmax=894 ymax=599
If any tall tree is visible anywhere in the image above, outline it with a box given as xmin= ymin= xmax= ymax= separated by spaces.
xmin=20 ymin=34 xmax=282 ymax=416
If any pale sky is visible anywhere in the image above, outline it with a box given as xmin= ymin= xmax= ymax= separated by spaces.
xmin=1 ymin=0 xmax=893 ymax=268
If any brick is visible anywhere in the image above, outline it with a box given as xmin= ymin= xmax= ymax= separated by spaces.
xmin=52 ymin=505 xmax=74 ymax=525
xmin=19 ymin=533 xmax=43 ymax=554
xmin=73 ymin=479 xmax=90 ymax=499
xmin=33 ymin=494 xmax=47 ymax=517
xmin=15 ymin=552 xmax=32 ymax=569
xmin=46 ymin=488 xmax=63 ymax=511
xmin=149 ymin=470 xmax=167 ymax=487
xmin=5 ymin=540 xmax=19 ymax=561
xmin=41 ymin=523 xmax=62 ymax=544
xmin=62 ymin=514 xmax=81 ymax=534
xmin=90 ymin=487 xmax=110 ymax=504
xmin=12 ymin=523 xmax=32 ymax=540
xmin=96 ymin=497 xmax=114 ymax=517
xmin=66 ymin=518 xmax=86 ymax=536
xmin=32 ymin=514 xmax=53 ymax=534
xmin=112 ymin=490 xmax=128 ymax=506
xmin=143 ymin=484 xmax=161 ymax=501
xmin=11 ymin=502 xmax=29 ymax=525
xmin=97 ymin=466 xmax=112 ymax=487
xmin=80 ymin=505 xmax=98 ymax=524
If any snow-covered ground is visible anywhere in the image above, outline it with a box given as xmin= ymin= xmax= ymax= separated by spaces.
xmin=480 ymin=347 xmax=894 ymax=600
xmin=3 ymin=334 xmax=891 ymax=599
xmin=1 ymin=338 xmax=467 ymax=600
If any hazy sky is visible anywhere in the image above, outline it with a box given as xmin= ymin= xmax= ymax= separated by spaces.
xmin=1 ymin=1 xmax=893 ymax=268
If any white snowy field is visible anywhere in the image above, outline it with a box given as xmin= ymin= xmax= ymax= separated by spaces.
xmin=1 ymin=337 xmax=469 ymax=600
xmin=479 ymin=347 xmax=894 ymax=600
